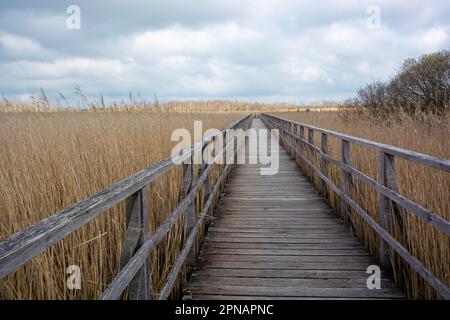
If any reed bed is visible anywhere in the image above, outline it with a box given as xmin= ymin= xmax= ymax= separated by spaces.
xmin=0 ymin=96 xmax=339 ymax=113
xmin=272 ymin=111 xmax=450 ymax=299
xmin=0 ymin=110 xmax=244 ymax=299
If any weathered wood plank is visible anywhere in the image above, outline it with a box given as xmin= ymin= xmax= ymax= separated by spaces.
xmin=192 ymin=268 xmax=388 ymax=279
xmin=202 ymin=242 xmax=362 ymax=250
xmin=199 ymin=254 xmax=372 ymax=263
xmin=206 ymin=232 xmax=353 ymax=239
xmin=207 ymin=226 xmax=348 ymax=233
xmin=190 ymin=276 xmax=396 ymax=289
xmin=189 ymin=284 xmax=405 ymax=299
xmin=200 ymin=248 xmax=369 ymax=256
xmin=191 ymin=294 xmax=394 ymax=300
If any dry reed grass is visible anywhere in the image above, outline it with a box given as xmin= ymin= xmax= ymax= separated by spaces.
xmin=0 ymin=109 xmax=243 ymax=299
xmin=0 ymin=96 xmax=339 ymax=113
xmin=272 ymin=110 xmax=450 ymax=299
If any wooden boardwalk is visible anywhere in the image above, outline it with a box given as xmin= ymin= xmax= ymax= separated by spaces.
xmin=188 ymin=119 xmax=405 ymax=300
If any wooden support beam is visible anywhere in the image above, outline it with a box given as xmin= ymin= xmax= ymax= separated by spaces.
xmin=341 ymin=140 xmax=353 ymax=228
xmin=379 ymin=152 xmax=394 ymax=269
xmin=186 ymin=152 xmax=197 ymax=266
xmin=379 ymin=152 xmax=406 ymax=269
xmin=120 ymin=186 xmax=151 ymax=300
xmin=307 ymin=128 xmax=315 ymax=178
xmin=320 ymin=133 xmax=329 ymax=199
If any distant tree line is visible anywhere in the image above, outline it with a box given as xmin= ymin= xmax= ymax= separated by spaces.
xmin=346 ymin=50 xmax=450 ymax=116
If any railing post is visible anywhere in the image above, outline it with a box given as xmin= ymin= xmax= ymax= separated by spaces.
xmin=379 ymin=152 xmax=395 ymax=270
xmin=379 ymin=152 xmax=406 ymax=269
xmin=120 ymin=185 xmax=151 ymax=300
xmin=341 ymin=140 xmax=352 ymax=227
xmin=379 ymin=152 xmax=393 ymax=269
xmin=186 ymin=150 xmax=198 ymax=266
xmin=299 ymin=125 xmax=305 ymax=156
xmin=320 ymin=133 xmax=329 ymax=198
xmin=289 ymin=122 xmax=295 ymax=154
xmin=295 ymin=124 xmax=301 ymax=158
xmin=307 ymin=129 xmax=314 ymax=178
xmin=201 ymin=138 xmax=213 ymax=216
xmin=308 ymin=129 xmax=314 ymax=150
xmin=222 ymin=131 xmax=227 ymax=169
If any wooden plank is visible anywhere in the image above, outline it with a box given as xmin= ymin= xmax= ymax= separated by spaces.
xmin=191 ymin=294 xmax=392 ymax=300
xmin=203 ymin=246 xmax=364 ymax=252
xmin=199 ymin=255 xmax=372 ymax=263
xmin=211 ymin=215 xmax=338 ymax=221
xmin=190 ymin=276 xmax=396 ymax=289
xmin=198 ymin=260 xmax=372 ymax=270
xmin=202 ymin=243 xmax=362 ymax=250
xmin=207 ymin=227 xmax=348 ymax=233
xmin=214 ymin=216 xmax=339 ymax=221
xmin=206 ymin=232 xmax=353 ymax=239
xmin=220 ymin=205 xmax=331 ymax=210
xmin=189 ymin=284 xmax=405 ymax=299
xmin=209 ymin=225 xmax=349 ymax=230
xmin=200 ymin=248 xmax=370 ymax=257
xmin=192 ymin=268 xmax=387 ymax=279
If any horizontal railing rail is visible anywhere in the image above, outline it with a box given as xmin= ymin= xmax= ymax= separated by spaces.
xmin=260 ymin=113 xmax=450 ymax=299
xmin=0 ymin=113 xmax=254 ymax=299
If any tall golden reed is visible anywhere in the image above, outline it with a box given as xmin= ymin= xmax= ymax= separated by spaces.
xmin=0 ymin=109 xmax=243 ymax=299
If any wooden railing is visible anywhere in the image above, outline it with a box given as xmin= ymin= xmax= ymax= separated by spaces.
xmin=0 ymin=113 xmax=254 ymax=300
xmin=260 ymin=113 xmax=450 ymax=299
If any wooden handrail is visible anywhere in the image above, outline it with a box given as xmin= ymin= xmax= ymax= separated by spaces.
xmin=262 ymin=113 xmax=450 ymax=172
xmin=0 ymin=113 xmax=253 ymax=300
xmin=260 ymin=113 xmax=450 ymax=299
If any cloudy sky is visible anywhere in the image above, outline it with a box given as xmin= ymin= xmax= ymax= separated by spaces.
xmin=0 ymin=0 xmax=449 ymax=104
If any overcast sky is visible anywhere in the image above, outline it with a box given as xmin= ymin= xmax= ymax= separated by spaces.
xmin=0 ymin=0 xmax=449 ymax=104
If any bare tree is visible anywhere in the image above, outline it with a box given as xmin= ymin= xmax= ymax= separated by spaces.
xmin=350 ymin=50 xmax=449 ymax=116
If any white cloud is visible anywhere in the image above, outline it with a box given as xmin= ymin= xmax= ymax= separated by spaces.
xmin=0 ymin=33 xmax=42 ymax=53
xmin=4 ymin=58 xmax=124 ymax=78
xmin=416 ymin=27 xmax=449 ymax=51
